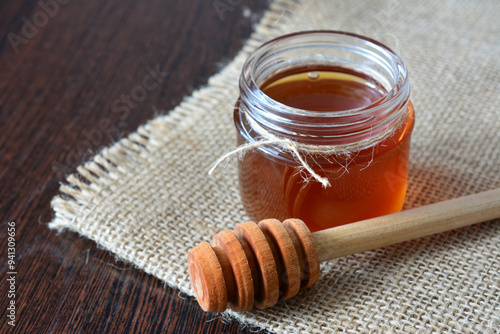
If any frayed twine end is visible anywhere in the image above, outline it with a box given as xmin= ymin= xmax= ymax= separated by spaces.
xmin=208 ymin=138 xmax=331 ymax=188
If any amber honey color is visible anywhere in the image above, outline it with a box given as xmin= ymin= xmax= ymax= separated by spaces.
xmin=236 ymin=66 xmax=414 ymax=232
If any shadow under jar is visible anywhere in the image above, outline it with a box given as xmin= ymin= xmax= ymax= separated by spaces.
xmin=234 ymin=31 xmax=415 ymax=232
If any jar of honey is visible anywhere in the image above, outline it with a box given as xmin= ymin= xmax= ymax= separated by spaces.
xmin=234 ymin=31 xmax=414 ymax=232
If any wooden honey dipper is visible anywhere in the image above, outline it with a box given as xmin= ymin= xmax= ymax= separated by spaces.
xmin=188 ymin=188 xmax=500 ymax=312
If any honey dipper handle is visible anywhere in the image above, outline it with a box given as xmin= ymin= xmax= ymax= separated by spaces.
xmin=313 ymin=188 xmax=500 ymax=262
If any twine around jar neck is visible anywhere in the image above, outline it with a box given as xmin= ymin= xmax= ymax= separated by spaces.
xmin=208 ymin=106 xmax=408 ymax=188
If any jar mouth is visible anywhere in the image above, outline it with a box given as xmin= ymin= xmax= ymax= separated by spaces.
xmin=238 ymin=30 xmax=410 ymax=146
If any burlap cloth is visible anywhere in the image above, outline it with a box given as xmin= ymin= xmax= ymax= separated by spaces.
xmin=50 ymin=0 xmax=500 ymax=332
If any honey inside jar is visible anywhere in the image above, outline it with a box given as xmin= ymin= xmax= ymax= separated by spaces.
xmin=261 ymin=66 xmax=386 ymax=113
xmin=235 ymin=65 xmax=414 ymax=232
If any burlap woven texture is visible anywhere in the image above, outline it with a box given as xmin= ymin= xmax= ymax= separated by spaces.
xmin=50 ymin=0 xmax=500 ymax=332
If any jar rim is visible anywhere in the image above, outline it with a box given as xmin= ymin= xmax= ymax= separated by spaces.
xmin=241 ymin=30 xmax=408 ymax=118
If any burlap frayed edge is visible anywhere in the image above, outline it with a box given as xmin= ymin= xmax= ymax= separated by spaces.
xmin=48 ymin=0 xmax=297 ymax=305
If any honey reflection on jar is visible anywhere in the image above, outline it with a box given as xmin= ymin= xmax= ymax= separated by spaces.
xmin=236 ymin=107 xmax=413 ymax=232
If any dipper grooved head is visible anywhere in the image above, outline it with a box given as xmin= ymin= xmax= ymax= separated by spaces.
xmin=188 ymin=219 xmax=319 ymax=312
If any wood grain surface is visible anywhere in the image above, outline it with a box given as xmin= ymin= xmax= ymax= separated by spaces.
xmin=0 ymin=1 xmax=270 ymax=332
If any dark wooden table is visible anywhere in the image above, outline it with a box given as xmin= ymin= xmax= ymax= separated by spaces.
xmin=0 ymin=1 xmax=271 ymax=332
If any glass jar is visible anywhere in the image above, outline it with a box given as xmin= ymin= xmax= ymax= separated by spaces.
xmin=234 ymin=31 xmax=414 ymax=232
